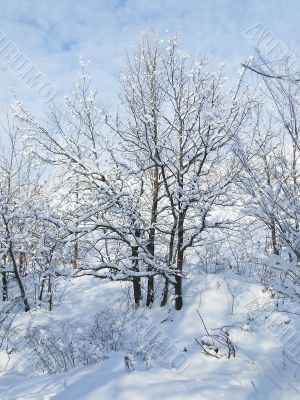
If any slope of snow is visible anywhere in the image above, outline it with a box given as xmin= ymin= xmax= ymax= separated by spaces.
xmin=1 ymin=271 xmax=300 ymax=400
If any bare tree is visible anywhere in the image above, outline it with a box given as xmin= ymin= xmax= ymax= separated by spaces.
xmin=111 ymin=34 xmax=252 ymax=310
xmin=0 ymin=116 xmax=42 ymax=312
xmin=240 ymin=54 xmax=300 ymax=266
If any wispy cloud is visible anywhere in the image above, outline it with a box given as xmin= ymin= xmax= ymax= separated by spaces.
xmin=0 ymin=0 xmax=299 ymax=113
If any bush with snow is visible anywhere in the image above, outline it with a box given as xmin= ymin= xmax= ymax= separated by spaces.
xmin=27 ymin=307 xmax=126 ymax=375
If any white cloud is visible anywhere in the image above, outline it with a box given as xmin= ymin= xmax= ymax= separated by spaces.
xmin=0 ymin=0 xmax=298 ymax=115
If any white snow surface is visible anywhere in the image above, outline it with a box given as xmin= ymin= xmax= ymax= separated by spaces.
xmin=1 ymin=271 xmax=300 ymax=400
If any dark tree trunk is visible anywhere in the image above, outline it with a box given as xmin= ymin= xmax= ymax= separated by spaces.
xmin=2 ymin=255 xmax=8 ymax=301
xmin=175 ymin=212 xmax=184 ymax=311
xmin=72 ymin=178 xmax=79 ymax=269
xmin=160 ymin=279 xmax=169 ymax=307
xmin=174 ymin=275 xmax=183 ymax=310
xmin=271 ymin=219 xmax=279 ymax=255
xmin=146 ymin=225 xmax=155 ymax=306
xmin=72 ymin=236 xmax=78 ymax=269
xmin=19 ymin=252 xmax=25 ymax=275
xmin=48 ymin=276 xmax=53 ymax=311
xmin=39 ymin=276 xmax=46 ymax=302
xmin=2 ymin=270 xmax=8 ymax=301
xmin=266 ymin=169 xmax=280 ymax=256
xmin=133 ymin=275 xmax=142 ymax=307
xmin=3 ymin=215 xmax=30 ymax=312
xmin=160 ymin=217 xmax=177 ymax=307
xmin=146 ymin=230 xmax=155 ymax=307
xmin=174 ymin=122 xmax=184 ymax=311
xmin=132 ymin=226 xmax=142 ymax=307
xmin=9 ymin=246 xmax=30 ymax=312
xmin=146 ymin=165 xmax=159 ymax=307
xmin=146 ymin=273 xmax=154 ymax=307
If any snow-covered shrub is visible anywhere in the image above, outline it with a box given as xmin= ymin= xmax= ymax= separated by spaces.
xmin=0 ymin=301 xmax=24 ymax=372
xmin=28 ymin=321 xmax=93 ymax=374
xmin=87 ymin=309 xmax=125 ymax=352
xmin=27 ymin=307 xmax=126 ymax=375
xmin=197 ymin=239 xmax=229 ymax=274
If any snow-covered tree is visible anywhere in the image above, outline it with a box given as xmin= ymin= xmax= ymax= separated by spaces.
xmin=110 ymin=34 xmax=252 ymax=309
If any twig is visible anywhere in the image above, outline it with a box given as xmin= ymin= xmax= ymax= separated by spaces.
xmin=194 ymin=338 xmax=220 ymax=359
xmin=197 ymin=309 xmax=210 ymax=336
xmin=241 ymin=63 xmax=300 ymax=82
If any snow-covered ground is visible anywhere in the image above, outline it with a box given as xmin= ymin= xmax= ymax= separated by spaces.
xmin=1 ymin=270 xmax=300 ymax=400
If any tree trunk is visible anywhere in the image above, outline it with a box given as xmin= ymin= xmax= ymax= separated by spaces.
xmin=72 ymin=236 xmax=78 ymax=269
xmin=132 ymin=228 xmax=142 ymax=307
xmin=19 ymin=252 xmax=25 ymax=275
xmin=146 ymin=275 xmax=154 ymax=307
xmin=9 ymin=246 xmax=30 ymax=312
xmin=175 ymin=212 xmax=184 ymax=310
xmin=174 ymin=274 xmax=183 ymax=310
xmin=2 ymin=271 xmax=8 ymax=301
xmin=174 ymin=118 xmax=184 ymax=311
xmin=72 ymin=177 xmax=79 ymax=269
xmin=160 ymin=217 xmax=177 ymax=307
xmin=146 ymin=167 xmax=159 ymax=307
xmin=3 ymin=215 xmax=30 ymax=312
xmin=146 ymin=188 xmax=158 ymax=307
xmin=160 ymin=279 xmax=169 ymax=307
xmin=48 ymin=276 xmax=53 ymax=311
xmin=146 ymin=231 xmax=155 ymax=306
xmin=270 ymin=218 xmax=279 ymax=255
xmin=39 ymin=276 xmax=46 ymax=302
xmin=133 ymin=275 xmax=142 ymax=307
xmin=2 ymin=255 xmax=8 ymax=301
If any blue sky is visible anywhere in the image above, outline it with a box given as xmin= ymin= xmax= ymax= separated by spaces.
xmin=0 ymin=0 xmax=299 ymax=113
